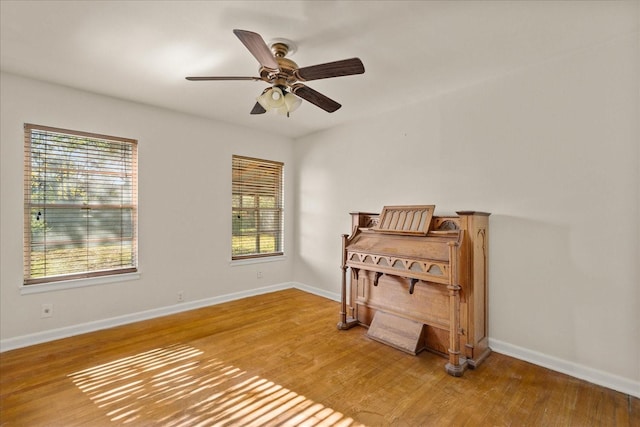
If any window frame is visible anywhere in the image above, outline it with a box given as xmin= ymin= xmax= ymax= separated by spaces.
xmin=23 ymin=123 xmax=138 ymax=286
xmin=232 ymin=155 xmax=284 ymax=261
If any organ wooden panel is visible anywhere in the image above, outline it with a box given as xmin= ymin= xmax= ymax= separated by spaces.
xmin=338 ymin=206 xmax=490 ymax=376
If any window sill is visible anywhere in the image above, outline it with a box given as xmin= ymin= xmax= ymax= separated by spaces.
xmin=230 ymin=255 xmax=287 ymax=267
xmin=20 ymin=272 xmax=141 ymax=295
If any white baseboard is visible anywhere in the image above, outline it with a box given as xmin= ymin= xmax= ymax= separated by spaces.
xmin=0 ymin=282 xmax=294 ymax=352
xmin=291 ymin=281 xmax=340 ymax=302
xmin=489 ymin=338 xmax=640 ymax=398
xmin=2 ymin=283 xmax=637 ymax=399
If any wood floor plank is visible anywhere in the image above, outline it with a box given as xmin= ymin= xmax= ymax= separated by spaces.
xmin=1 ymin=289 xmax=636 ymax=426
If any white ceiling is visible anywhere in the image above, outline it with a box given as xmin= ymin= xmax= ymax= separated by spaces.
xmin=1 ymin=1 xmax=637 ymax=139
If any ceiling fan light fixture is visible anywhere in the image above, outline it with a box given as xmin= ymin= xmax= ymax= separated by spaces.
xmin=257 ymin=87 xmax=302 ymax=117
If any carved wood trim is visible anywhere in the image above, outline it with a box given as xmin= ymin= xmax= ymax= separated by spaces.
xmin=346 ymin=251 xmax=450 ymax=285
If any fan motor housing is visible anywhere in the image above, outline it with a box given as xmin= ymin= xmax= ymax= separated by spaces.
xmin=260 ymin=56 xmax=298 ymax=85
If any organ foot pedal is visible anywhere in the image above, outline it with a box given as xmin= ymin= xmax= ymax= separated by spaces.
xmin=367 ymin=311 xmax=425 ymax=355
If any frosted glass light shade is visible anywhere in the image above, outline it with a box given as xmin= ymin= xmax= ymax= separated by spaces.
xmin=257 ymin=87 xmax=284 ymax=109
xmin=256 ymin=91 xmax=270 ymax=110
xmin=256 ymin=87 xmax=302 ymax=116
xmin=284 ymin=92 xmax=302 ymax=112
xmin=266 ymin=87 xmax=284 ymax=108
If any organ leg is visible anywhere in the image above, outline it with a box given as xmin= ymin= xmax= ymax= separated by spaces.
xmin=338 ymin=233 xmax=358 ymax=330
xmin=445 ymin=241 xmax=466 ymax=376
xmin=445 ymin=283 xmax=466 ymax=376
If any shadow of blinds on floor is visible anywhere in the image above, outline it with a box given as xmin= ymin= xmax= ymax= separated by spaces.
xmin=68 ymin=344 xmax=362 ymax=426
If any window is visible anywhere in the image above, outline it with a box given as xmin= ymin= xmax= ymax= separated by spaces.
xmin=232 ymin=155 xmax=283 ymax=260
xmin=23 ymin=124 xmax=138 ymax=285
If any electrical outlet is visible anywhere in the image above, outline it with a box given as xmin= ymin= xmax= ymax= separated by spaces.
xmin=41 ymin=303 xmax=53 ymax=318
xmin=257 ymin=271 xmax=263 ymax=279
xmin=177 ymin=291 xmax=184 ymax=302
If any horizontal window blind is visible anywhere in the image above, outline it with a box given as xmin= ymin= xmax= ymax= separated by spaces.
xmin=23 ymin=124 xmax=138 ymax=285
xmin=232 ymin=155 xmax=284 ymax=260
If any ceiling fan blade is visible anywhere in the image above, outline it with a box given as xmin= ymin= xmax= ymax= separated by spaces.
xmin=185 ymin=76 xmax=262 ymax=81
xmin=233 ymin=29 xmax=279 ymax=71
xmin=291 ymin=83 xmax=341 ymax=113
xmin=295 ymin=58 xmax=365 ymax=82
xmin=250 ymin=102 xmax=267 ymax=115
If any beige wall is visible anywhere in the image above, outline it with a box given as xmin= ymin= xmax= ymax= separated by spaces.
xmin=293 ymin=34 xmax=639 ymax=384
xmin=0 ymin=72 xmax=295 ymax=340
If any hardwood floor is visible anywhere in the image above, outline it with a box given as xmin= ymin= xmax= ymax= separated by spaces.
xmin=1 ymin=289 xmax=638 ymax=426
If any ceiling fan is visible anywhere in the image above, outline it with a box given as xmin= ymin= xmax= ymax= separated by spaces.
xmin=186 ymin=29 xmax=365 ymax=116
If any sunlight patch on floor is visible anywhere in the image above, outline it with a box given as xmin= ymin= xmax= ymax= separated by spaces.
xmin=68 ymin=344 xmax=364 ymax=426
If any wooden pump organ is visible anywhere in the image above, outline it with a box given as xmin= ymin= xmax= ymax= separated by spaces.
xmin=338 ymin=205 xmax=490 ymax=376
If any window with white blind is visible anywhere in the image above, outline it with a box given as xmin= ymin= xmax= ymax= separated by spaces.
xmin=232 ymin=155 xmax=284 ymax=260
xmin=23 ymin=124 xmax=138 ymax=285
